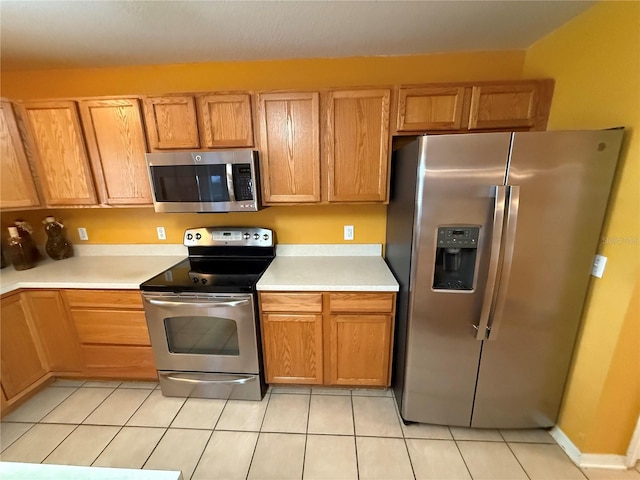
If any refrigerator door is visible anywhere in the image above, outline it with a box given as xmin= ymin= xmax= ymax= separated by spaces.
xmin=472 ymin=130 xmax=624 ymax=428
xmin=401 ymin=132 xmax=511 ymax=426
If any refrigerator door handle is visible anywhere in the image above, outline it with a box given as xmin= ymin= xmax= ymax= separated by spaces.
xmin=487 ymin=185 xmax=520 ymax=341
xmin=474 ymin=185 xmax=507 ymax=340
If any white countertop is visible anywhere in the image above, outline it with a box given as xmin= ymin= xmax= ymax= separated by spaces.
xmin=257 ymin=244 xmax=399 ymax=292
xmin=0 ymin=462 xmax=182 ymax=480
xmin=1 ymin=243 xmax=399 ymax=294
xmin=0 ymin=245 xmax=184 ymax=295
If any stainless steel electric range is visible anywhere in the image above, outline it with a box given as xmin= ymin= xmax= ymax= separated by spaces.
xmin=140 ymin=227 xmax=275 ymax=401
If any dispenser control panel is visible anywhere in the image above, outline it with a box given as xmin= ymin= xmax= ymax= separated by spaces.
xmin=437 ymin=227 xmax=480 ymax=248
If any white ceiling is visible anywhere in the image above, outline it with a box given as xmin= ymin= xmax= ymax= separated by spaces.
xmin=0 ymin=0 xmax=595 ymax=72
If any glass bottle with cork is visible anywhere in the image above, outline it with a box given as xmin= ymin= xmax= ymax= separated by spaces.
xmin=43 ymin=216 xmax=73 ymax=260
xmin=7 ymin=226 xmax=35 ymax=270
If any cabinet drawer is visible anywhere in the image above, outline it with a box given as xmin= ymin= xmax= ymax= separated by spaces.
xmin=328 ymin=293 xmax=395 ymax=313
xmin=72 ymin=310 xmax=151 ymax=346
xmin=81 ymin=345 xmax=157 ymax=379
xmin=65 ymin=289 xmax=143 ymax=309
xmin=260 ymin=293 xmax=323 ymax=313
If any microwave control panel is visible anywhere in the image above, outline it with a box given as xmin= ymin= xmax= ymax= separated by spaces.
xmin=232 ymin=164 xmax=254 ymax=201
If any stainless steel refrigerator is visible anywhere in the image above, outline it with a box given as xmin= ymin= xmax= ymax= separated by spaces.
xmin=385 ymin=130 xmax=624 ymax=429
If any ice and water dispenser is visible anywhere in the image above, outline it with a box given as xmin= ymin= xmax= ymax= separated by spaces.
xmin=433 ymin=226 xmax=480 ymax=290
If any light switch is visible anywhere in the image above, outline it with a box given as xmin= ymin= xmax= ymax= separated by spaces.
xmin=591 ymin=254 xmax=607 ymax=278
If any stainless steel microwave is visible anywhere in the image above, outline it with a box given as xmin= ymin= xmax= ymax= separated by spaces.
xmin=145 ymin=150 xmax=262 ymax=213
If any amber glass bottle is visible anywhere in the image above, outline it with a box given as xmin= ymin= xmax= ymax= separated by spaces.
xmin=7 ymin=226 xmax=35 ymax=270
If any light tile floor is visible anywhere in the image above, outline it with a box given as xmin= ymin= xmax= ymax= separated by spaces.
xmin=0 ymin=380 xmax=638 ymax=480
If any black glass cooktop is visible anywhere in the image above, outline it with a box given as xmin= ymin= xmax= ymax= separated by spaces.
xmin=140 ymin=257 xmax=274 ymax=293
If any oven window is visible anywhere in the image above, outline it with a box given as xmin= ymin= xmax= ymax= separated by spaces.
xmin=164 ymin=316 xmax=239 ymax=356
xmin=151 ymin=165 xmax=230 ymax=203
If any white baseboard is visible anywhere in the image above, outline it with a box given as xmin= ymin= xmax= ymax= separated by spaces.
xmin=550 ymin=426 xmax=630 ymax=470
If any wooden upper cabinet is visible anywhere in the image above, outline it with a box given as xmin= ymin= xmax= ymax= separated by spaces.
xmin=324 ymin=89 xmax=391 ymax=202
xmin=0 ymin=101 xmax=40 ymax=209
xmin=143 ymin=96 xmax=200 ymax=150
xmin=394 ymin=80 xmax=554 ymax=134
xmin=257 ymin=92 xmax=321 ymax=204
xmin=0 ymin=293 xmax=47 ymax=399
xmin=468 ymin=81 xmax=547 ymax=130
xmin=197 ymin=94 xmax=253 ymax=148
xmin=79 ymin=98 xmax=152 ymax=205
xmin=18 ymin=101 xmax=98 ymax=206
xmin=396 ymin=86 xmax=467 ymax=132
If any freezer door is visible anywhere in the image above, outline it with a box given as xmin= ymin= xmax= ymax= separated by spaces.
xmin=401 ymin=132 xmax=511 ymax=426
xmin=472 ymin=130 xmax=624 ymax=428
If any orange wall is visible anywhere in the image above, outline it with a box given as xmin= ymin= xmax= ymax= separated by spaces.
xmin=524 ymin=1 xmax=640 ymax=456
xmin=1 ymin=51 xmax=525 ymax=245
xmin=1 ymin=51 xmax=525 ymax=98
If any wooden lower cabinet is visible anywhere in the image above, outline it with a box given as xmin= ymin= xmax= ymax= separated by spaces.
xmin=327 ymin=314 xmax=393 ymax=386
xmin=259 ymin=291 xmax=396 ymax=386
xmin=0 ymin=292 xmax=47 ymax=400
xmin=22 ymin=290 xmax=84 ymax=373
xmin=262 ymin=313 xmax=323 ymax=384
xmin=64 ymin=289 xmax=157 ymax=380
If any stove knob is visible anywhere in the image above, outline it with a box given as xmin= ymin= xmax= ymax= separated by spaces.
xmin=243 ymin=233 xmax=250 ymax=240
xmin=263 ymin=234 xmax=269 ymax=240
xmin=192 ymin=277 xmax=199 ymax=283
xmin=253 ymin=233 xmax=260 ymax=240
xmin=195 ymin=233 xmax=202 ymax=240
xmin=186 ymin=233 xmax=193 ymax=240
xmin=201 ymin=278 xmax=208 ymax=285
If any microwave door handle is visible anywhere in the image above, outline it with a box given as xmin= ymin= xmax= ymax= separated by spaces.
xmin=487 ymin=185 xmax=520 ymax=341
xmin=146 ymin=298 xmax=249 ymax=308
xmin=226 ymin=163 xmax=237 ymax=201
xmin=474 ymin=185 xmax=507 ymax=340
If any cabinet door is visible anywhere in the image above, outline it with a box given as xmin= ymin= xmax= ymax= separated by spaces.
xmin=396 ymin=86 xmax=467 ymax=132
xmin=197 ymin=94 xmax=254 ymax=148
xmin=0 ymin=101 xmax=40 ymax=209
xmin=22 ymin=290 xmax=84 ymax=373
xmin=257 ymin=92 xmax=320 ymax=203
xmin=143 ymin=96 xmax=200 ymax=150
xmin=18 ymin=101 xmax=98 ymax=206
xmin=0 ymin=294 xmax=47 ymax=399
xmin=261 ymin=313 xmax=323 ymax=384
xmin=324 ymin=89 xmax=391 ymax=202
xmin=79 ymin=98 xmax=152 ymax=205
xmin=468 ymin=82 xmax=540 ymax=130
xmin=326 ymin=314 xmax=393 ymax=386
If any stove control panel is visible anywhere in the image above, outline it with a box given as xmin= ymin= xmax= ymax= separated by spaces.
xmin=183 ymin=227 xmax=274 ymax=247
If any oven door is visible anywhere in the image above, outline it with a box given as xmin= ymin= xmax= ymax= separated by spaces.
xmin=142 ymin=292 xmax=259 ymax=374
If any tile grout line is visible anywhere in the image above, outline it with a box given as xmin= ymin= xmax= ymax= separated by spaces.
xmin=300 ymin=391 xmax=312 ymax=480
xmin=190 ymin=396 xmax=229 ymax=479
xmin=0 ymin=422 xmax=37 ymax=453
xmin=244 ymin=390 xmax=272 ymax=479
xmin=502 ymin=440 xmax=534 ymax=480
xmin=394 ymin=393 xmax=417 ymax=480
xmin=6 ymin=385 xmax=81 ymax=464
xmin=452 ymin=437 xmax=475 ymax=480
xmin=349 ymin=390 xmax=361 ymax=480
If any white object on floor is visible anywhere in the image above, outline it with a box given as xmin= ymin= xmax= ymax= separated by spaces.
xmin=0 ymin=462 xmax=182 ymax=480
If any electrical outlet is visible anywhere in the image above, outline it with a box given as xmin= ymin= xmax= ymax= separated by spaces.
xmin=591 ymin=254 xmax=607 ymax=278
xmin=344 ymin=225 xmax=354 ymax=241
xmin=156 ymin=226 xmax=166 ymax=240
xmin=77 ymin=227 xmax=88 ymax=241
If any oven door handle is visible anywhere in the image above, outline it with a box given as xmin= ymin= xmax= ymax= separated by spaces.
xmin=146 ymin=298 xmax=250 ymax=308
xmin=160 ymin=372 xmax=254 ymax=384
